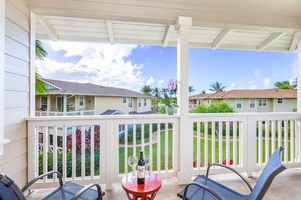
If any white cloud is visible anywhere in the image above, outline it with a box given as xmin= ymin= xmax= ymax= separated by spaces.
xmin=158 ymin=80 xmax=164 ymax=87
xmin=37 ymin=42 xmax=148 ymax=92
xmin=263 ymin=77 xmax=271 ymax=88
xmin=146 ymin=76 xmax=155 ymax=85
xmin=250 ymin=84 xmax=258 ymax=89
xmin=226 ymin=83 xmax=236 ymax=91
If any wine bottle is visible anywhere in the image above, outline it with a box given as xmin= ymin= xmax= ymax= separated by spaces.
xmin=137 ymin=151 xmax=145 ymax=184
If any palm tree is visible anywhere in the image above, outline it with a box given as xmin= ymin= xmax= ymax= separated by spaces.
xmin=35 ymin=40 xmax=47 ymax=94
xmin=140 ymin=85 xmax=152 ymax=95
xmin=209 ymin=82 xmax=226 ymax=92
xmin=151 ymin=87 xmax=161 ymax=98
xmin=274 ymin=80 xmax=296 ymax=89
xmin=189 ymin=86 xmax=196 ymax=96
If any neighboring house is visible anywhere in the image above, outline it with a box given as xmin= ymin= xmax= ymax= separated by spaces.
xmin=36 ymin=79 xmax=154 ymax=115
xmin=190 ymin=89 xmax=297 ymax=112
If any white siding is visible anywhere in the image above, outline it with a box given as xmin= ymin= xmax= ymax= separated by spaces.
xmin=0 ymin=0 xmax=30 ymax=186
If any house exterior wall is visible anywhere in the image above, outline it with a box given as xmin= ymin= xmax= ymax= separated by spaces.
xmin=223 ymin=98 xmax=295 ymax=113
xmin=1 ymin=0 xmax=30 ymax=186
xmin=95 ymin=96 xmax=129 ymax=114
xmin=274 ymin=98 xmax=297 ymax=112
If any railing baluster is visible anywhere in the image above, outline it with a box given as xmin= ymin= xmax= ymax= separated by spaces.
xmin=43 ymin=127 xmax=48 ymax=181
xmin=226 ymin=121 xmax=230 ymax=165
xmin=149 ymin=124 xmax=153 ymax=172
xmin=290 ymin=120 xmax=294 ymax=162
xmin=196 ymin=122 xmax=200 ymax=169
xmin=204 ymin=122 xmax=208 ymax=168
xmin=265 ymin=121 xmax=269 ymax=163
xmin=211 ymin=122 xmax=216 ymax=164
xmin=125 ymin=124 xmax=128 ymax=173
xmin=233 ymin=122 xmax=237 ymax=166
xmin=218 ymin=121 xmax=222 ymax=164
xmin=72 ymin=126 xmax=76 ymax=180
xmin=284 ymin=120 xmax=288 ymax=162
xmin=157 ymin=123 xmax=161 ymax=172
xmin=53 ymin=127 xmax=58 ymax=182
xmin=258 ymin=121 xmax=262 ymax=165
xmin=91 ymin=125 xmax=95 ymax=178
xmin=62 ymin=126 xmax=67 ymax=180
xmin=81 ymin=126 xmax=85 ymax=179
xmin=165 ymin=123 xmax=168 ymax=172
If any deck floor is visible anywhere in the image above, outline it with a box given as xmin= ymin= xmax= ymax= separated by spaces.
xmin=27 ymin=168 xmax=301 ymax=200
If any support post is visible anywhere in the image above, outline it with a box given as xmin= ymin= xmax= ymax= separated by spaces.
xmin=298 ymin=37 xmax=301 ymax=112
xmin=175 ymin=16 xmax=192 ymax=185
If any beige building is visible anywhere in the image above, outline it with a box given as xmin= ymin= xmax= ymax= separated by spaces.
xmin=36 ymin=79 xmax=154 ymax=115
xmin=190 ymin=89 xmax=297 ymax=112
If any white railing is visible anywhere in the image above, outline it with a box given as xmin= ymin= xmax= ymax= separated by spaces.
xmin=35 ymin=110 xmax=95 ymax=116
xmin=26 ymin=112 xmax=301 ymax=189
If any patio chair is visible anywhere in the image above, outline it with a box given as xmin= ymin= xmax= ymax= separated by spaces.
xmin=177 ymin=146 xmax=286 ymax=200
xmin=0 ymin=171 xmax=105 ymax=200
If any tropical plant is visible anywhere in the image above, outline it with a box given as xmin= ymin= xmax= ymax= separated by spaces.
xmin=274 ymin=80 xmax=296 ymax=89
xmin=209 ymin=82 xmax=226 ymax=92
xmin=189 ymin=86 xmax=196 ymax=96
xmin=140 ymin=85 xmax=152 ymax=94
xmin=35 ymin=40 xmax=47 ymax=94
xmin=161 ymin=93 xmax=179 ymax=109
xmin=193 ymin=102 xmax=234 ymax=113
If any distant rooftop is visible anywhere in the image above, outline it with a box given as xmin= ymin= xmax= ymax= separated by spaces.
xmin=42 ymin=78 xmax=152 ymax=98
xmin=190 ymin=89 xmax=297 ymax=99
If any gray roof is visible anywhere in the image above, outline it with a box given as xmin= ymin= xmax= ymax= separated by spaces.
xmin=43 ymin=79 xmax=152 ymax=98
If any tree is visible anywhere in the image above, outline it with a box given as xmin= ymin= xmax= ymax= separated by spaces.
xmin=35 ymin=40 xmax=47 ymax=94
xmin=189 ymin=86 xmax=196 ymax=96
xmin=273 ymin=80 xmax=296 ymax=89
xmin=151 ymin=87 xmax=161 ymax=98
xmin=140 ymin=85 xmax=152 ymax=94
xmin=209 ymin=82 xmax=226 ymax=92
xmin=200 ymin=90 xmax=206 ymax=94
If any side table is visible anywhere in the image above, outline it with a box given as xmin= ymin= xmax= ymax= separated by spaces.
xmin=121 ymin=171 xmax=162 ymax=200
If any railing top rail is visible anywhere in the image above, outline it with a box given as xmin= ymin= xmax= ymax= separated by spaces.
xmin=26 ymin=114 xmax=180 ymax=122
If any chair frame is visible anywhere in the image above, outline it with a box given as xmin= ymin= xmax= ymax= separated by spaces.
xmin=0 ymin=171 xmax=104 ymax=200
xmin=178 ymin=146 xmax=286 ymax=200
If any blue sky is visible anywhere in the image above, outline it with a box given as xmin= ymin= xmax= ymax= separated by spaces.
xmin=37 ymin=41 xmax=297 ymax=94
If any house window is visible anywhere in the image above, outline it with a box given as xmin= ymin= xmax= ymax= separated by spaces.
xmin=144 ymin=98 xmax=146 ymax=107
xmin=258 ymin=99 xmax=267 ymax=107
xmin=128 ymin=98 xmax=132 ymax=108
xmin=123 ymin=97 xmax=126 ymax=103
xmin=236 ymin=98 xmax=242 ymax=109
xmin=249 ymin=98 xmax=255 ymax=109
xmin=138 ymin=98 xmax=141 ymax=107
xmin=41 ymin=96 xmax=48 ymax=110
xmin=277 ymin=98 xmax=283 ymax=104
xmin=79 ymin=96 xmax=84 ymax=107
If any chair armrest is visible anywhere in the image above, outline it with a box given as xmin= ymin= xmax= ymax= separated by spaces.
xmin=21 ymin=171 xmax=63 ymax=192
xmin=206 ymin=163 xmax=252 ymax=192
xmin=183 ymin=181 xmax=224 ymax=200
xmin=71 ymin=183 xmax=104 ymax=200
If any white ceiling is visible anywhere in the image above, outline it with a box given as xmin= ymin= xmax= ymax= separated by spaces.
xmin=28 ymin=0 xmax=301 ymax=52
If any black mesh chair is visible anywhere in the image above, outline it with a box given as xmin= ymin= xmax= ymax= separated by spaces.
xmin=177 ymin=146 xmax=286 ymax=200
xmin=0 ymin=171 xmax=105 ymax=200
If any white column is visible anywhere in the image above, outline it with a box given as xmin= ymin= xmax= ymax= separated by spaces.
xmin=175 ymin=16 xmax=192 ymax=184
xmin=297 ymin=37 xmax=301 ymax=112
xmin=30 ymin=12 xmax=36 ymax=117
xmin=63 ymin=95 xmax=67 ymax=115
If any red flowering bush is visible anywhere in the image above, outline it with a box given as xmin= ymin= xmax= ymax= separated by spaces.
xmin=66 ymin=125 xmax=100 ymax=153
xmin=222 ymin=158 xmax=233 ymax=165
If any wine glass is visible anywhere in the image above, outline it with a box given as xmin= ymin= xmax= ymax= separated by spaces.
xmin=128 ymin=155 xmax=138 ymax=179
xmin=144 ymin=155 xmax=151 ymax=178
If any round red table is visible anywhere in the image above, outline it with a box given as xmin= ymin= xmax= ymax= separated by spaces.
xmin=121 ymin=171 xmax=162 ymax=200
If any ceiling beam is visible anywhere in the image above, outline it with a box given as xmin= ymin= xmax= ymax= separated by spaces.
xmin=212 ymin=28 xmax=231 ymax=49
xmin=257 ymin=32 xmax=285 ymax=51
xmin=106 ymin=20 xmax=115 ymax=45
xmin=163 ymin=25 xmax=174 ymax=47
xmin=36 ymin=15 xmax=58 ymax=42
xmin=289 ymin=31 xmax=301 ymax=52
